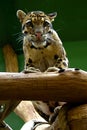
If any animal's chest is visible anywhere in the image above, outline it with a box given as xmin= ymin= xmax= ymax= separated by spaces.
xmin=28 ymin=45 xmax=60 ymax=71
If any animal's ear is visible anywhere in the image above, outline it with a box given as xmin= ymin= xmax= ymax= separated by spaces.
xmin=47 ymin=12 xmax=57 ymax=22
xmin=16 ymin=10 xmax=26 ymax=22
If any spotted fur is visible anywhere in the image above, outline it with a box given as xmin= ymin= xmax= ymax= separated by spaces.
xmin=17 ymin=10 xmax=68 ymax=123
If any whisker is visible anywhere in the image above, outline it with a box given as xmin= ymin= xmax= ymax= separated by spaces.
xmin=12 ymin=32 xmax=22 ymax=36
xmin=13 ymin=32 xmax=24 ymax=45
xmin=16 ymin=36 xmax=23 ymax=44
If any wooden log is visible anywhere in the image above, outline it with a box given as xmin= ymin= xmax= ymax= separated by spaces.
xmin=68 ymin=104 xmax=87 ymax=130
xmin=48 ymin=103 xmax=87 ymax=130
xmin=0 ymin=68 xmax=87 ymax=102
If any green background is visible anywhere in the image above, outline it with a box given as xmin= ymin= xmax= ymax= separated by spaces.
xmin=0 ymin=0 xmax=87 ymax=129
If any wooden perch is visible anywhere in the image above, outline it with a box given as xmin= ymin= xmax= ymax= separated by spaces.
xmin=0 ymin=68 xmax=87 ymax=102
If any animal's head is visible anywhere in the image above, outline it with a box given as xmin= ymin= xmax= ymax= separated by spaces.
xmin=17 ymin=10 xmax=57 ymax=47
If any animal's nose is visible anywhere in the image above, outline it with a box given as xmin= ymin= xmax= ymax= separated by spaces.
xmin=35 ymin=32 xmax=42 ymax=39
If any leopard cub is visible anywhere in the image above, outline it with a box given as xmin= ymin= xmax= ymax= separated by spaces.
xmin=17 ymin=10 xmax=68 ymax=122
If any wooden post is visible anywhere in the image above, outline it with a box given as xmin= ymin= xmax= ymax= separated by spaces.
xmin=3 ymin=44 xmax=18 ymax=72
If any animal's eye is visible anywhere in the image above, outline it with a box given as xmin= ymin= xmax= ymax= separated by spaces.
xmin=26 ymin=20 xmax=33 ymax=28
xmin=43 ymin=20 xmax=51 ymax=27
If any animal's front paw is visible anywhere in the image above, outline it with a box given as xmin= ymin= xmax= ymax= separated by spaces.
xmin=46 ymin=67 xmax=60 ymax=72
xmin=22 ymin=67 xmax=41 ymax=73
